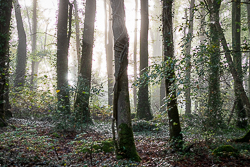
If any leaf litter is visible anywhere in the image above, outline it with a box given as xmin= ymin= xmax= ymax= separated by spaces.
xmin=0 ymin=118 xmax=250 ymax=166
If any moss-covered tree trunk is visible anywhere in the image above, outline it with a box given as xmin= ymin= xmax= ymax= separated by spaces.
xmin=206 ymin=0 xmax=222 ymax=128
xmin=0 ymin=0 xmax=12 ymax=127
xmin=110 ymin=0 xmax=141 ymax=161
xmin=162 ymin=0 xmax=183 ymax=142
xmin=74 ymin=0 xmax=96 ymax=123
xmin=137 ymin=0 xmax=153 ymax=120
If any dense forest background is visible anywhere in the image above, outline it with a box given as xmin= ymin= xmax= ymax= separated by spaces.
xmin=1 ymin=0 xmax=250 ymax=166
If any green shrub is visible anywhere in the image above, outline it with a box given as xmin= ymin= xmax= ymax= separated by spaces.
xmin=132 ymin=120 xmax=160 ymax=132
xmin=213 ymin=145 xmax=239 ymax=157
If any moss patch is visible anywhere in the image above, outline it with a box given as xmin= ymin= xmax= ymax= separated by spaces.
xmin=213 ymin=145 xmax=239 ymax=157
xmin=79 ymin=139 xmax=115 ymax=154
xmin=118 ymin=123 xmax=141 ymax=162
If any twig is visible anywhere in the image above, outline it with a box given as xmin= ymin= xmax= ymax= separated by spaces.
xmin=53 ymin=147 xmax=60 ymax=161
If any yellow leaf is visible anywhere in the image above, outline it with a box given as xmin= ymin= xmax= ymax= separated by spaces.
xmin=56 ymin=90 xmax=60 ymax=93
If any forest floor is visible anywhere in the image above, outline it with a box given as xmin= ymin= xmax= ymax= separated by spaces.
xmin=1 ymin=118 xmax=250 ymax=166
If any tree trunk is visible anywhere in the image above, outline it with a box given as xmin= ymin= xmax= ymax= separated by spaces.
xmin=110 ymin=0 xmax=141 ymax=161
xmin=215 ymin=22 xmax=250 ymax=118
xmin=74 ymin=0 xmax=96 ymax=123
xmin=185 ymin=0 xmax=195 ymax=115
xmin=73 ymin=0 xmax=81 ymax=75
xmin=0 ymin=0 xmax=12 ymax=127
xmin=160 ymin=80 xmax=166 ymax=111
xmin=30 ymin=0 xmax=37 ymax=90
xmin=105 ymin=0 xmax=114 ymax=107
xmin=162 ymin=0 xmax=182 ymax=142
xmin=14 ymin=0 xmax=27 ymax=88
xmin=247 ymin=0 xmax=250 ymax=99
xmin=232 ymin=0 xmax=247 ymax=128
xmin=57 ymin=0 xmax=70 ymax=113
xmin=137 ymin=0 xmax=153 ymax=120
xmin=196 ymin=5 xmax=206 ymax=114
xmin=207 ymin=0 xmax=222 ymax=127
xmin=133 ymin=0 xmax=138 ymax=112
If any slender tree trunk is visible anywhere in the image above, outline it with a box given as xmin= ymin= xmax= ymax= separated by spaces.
xmin=185 ymin=0 xmax=195 ymax=115
xmin=232 ymin=0 xmax=247 ymax=128
xmin=74 ymin=0 xmax=96 ymax=123
xmin=14 ymin=0 xmax=27 ymax=88
xmin=0 ymin=0 xmax=12 ymax=127
xmin=133 ymin=0 xmax=138 ymax=112
xmin=246 ymin=0 xmax=250 ymax=99
xmin=196 ymin=5 xmax=206 ymax=115
xmin=110 ymin=0 xmax=141 ymax=161
xmin=74 ymin=0 xmax=81 ymax=75
xmin=57 ymin=0 xmax=70 ymax=113
xmin=162 ymin=0 xmax=182 ymax=142
xmin=137 ymin=0 xmax=153 ymax=120
xmin=105 ymin=0 xmax=114 ymax=107
xmin=160 ymin=80 xmax=166 ymax=111
xmin=215 ymin=22 xmax=250 ymax=118
xmin=30 ymin=0 xmax=37 ymax=90
xmin=107 ymin=3 xmax=114 ymax=107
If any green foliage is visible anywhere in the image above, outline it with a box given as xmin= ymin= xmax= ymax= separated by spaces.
xmin=132 ymin=120 xmax=160 ymax=132
xmin=91 ymin=104 xmax=112 ymax=121
xmin=10 ymin=85 xmax=56 ymax=120
xmin=78 ymin=139 xmax=115 ymax=154
xmin=213 ymin=145 xmax=239 ymax=157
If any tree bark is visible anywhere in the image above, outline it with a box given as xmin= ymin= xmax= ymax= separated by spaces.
xmin=133 ymin=0 xmax=138 ymax=112
xmin=105 ymin=0 xmax=114 ymax=107
xmin=74 ymin=0 xmax=81 ymax=75
xmin=14 ymin=0 xmax=27 ymax=88
xmin=185 ymin=0 xmax=195 ymax=115
xmin=0 ymin=0 xmax=12 ymax=127
xmin=207 ymin=0 xmax=222 ymax=126
xmin=30 ymin=0 xmax=37 ymax=90
xmin=110 ymin=0 xmax=141 ymax=161
xmin=137 ymin=0 xmax=153 ymax=120
xmin=215 ymin=22 xmax=250 ymax=118
xmin=57 ymin=0 xmax=70 ymax=113
xmin=232 ymin=0 xmax=247 ymax=128
xmin=247 ymin=0 xmax=250 ymax=98
xmin=162 ymin=0 xmax=182 ymax=142
xmin=74 ymin=0 xmax=96 ymax=123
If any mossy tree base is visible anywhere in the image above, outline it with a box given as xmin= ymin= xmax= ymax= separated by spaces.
xmin=117 ymin=123 xmax=141 ymax=162
xmin=234 ymin=130 xmax=250 ymax=142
